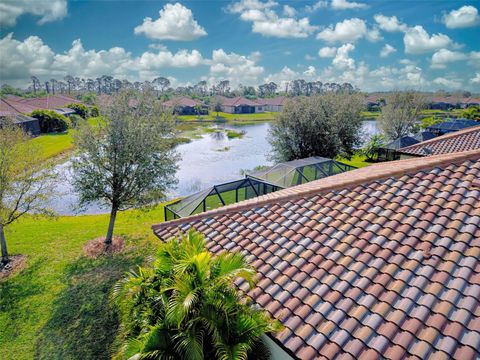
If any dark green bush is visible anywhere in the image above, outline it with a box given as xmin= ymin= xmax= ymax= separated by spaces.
xmin=30 ymin=109 xmax=70 ymax=133
xmin=89 ymin=105 xmax=100 ymax=117
xmin=66 ymin=103 xmax=89 ymax=119
xmin=69 ymin=114 xmax=84 ymax=128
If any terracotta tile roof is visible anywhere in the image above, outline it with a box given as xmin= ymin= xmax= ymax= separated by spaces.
xmin=153 ymin=150 xmax=480 ymax=360
xmin=400 ymin=126 xmax=480 ymax=157
xmin=14 ymin=95 xmax=80 ymax=110
xmin=262 ymin=96 xmax=287 ymax=106
xmin=1 ymin=95 xmax=80 ymax=114
xmin=218 ymin=96 xmax=263 ymax=107
xmin=163 ymin=96 xmax=204 ymax=108
xmin=0 ymin=98 xmax=36 ymax=115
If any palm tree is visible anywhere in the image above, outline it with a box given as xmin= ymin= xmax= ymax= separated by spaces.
xmin=113 ymin=230 xmax=281 ymax=360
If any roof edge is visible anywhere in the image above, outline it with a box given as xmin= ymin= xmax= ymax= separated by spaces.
xmin=399 ymin=125 xmax=480 ymax=154
xmin=153 ymin=149 xmax=480 ymax=232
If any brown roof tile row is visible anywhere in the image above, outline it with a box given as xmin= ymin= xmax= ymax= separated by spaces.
xmin=154 ymin=150 xmax=480 ymax=360
xmin=400 ymin=126 xmax=480 ymax=157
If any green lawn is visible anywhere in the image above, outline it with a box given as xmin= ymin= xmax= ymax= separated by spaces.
xmin=178 ymin=111 xmax=277 ymax=122
xmin=30 ymin=131 xmax=74 ymax=162
xmin=336 ymin=154 xmax=371 ymax=168
xmin=0 ymin=204 xmax=170 ymax=360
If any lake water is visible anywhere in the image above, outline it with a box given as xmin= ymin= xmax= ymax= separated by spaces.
xmin=50 ymin=120 xmax=379 ymax=215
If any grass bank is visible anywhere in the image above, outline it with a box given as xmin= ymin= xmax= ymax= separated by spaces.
xmin=336 ymin=153 xmax=371 ymax=168
xmin=31 ymin=131 xmax=74 ymax=162
xmin=0 ymin=204 xmax=170 ymax=360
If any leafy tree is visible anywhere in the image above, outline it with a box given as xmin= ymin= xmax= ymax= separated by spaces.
xmin=30 ymin=109 xmax=70 ymax=133
xmin=378 ymin=91 xmax=426 ymax=140
xmin=269 ymin=92 xmax=364 ymax=161
xmin=243 ymin=86 xmax=257 ymax=98
xmin=113 ymin=230 xmax=282 ymax=360
xmin=71 ymin=90 xmax=178 ymax=246
xmin=461 ymin=106 xmax=480 ymax=121
xmin=0 ymin=84 xmax=23 ymax=98
xmin=89 ymin=105 xmax=100 ymax=117
xmin=211 ymin=98 xmax=224 ymax=118
xmin=0 ymin=121 xmax=54 ymax=266
xmin=64 ymin=75 xmax=75 ymax=94
xmin=153 ymin=77 xmax=171 ymax=97
xmin=69 ymin=114 xmax=84 ymax=128
xmin=361 ymin=134 xmax=386 ymax=161
xmin=421 ymin=116 xmax=444 ymax=130
xmin=31 ymin=76 xmax=40 ymax=94
xmin=66 ymin=103 xmax=89 ymax=119
xmin=216 ymin=80 xmax=230 ymax=96
xmin=81 ymin=91 xmax=97 ymax=105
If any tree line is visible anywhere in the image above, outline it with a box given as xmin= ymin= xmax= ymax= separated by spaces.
xmin=1 ymin=75 xmax=357 ymax=99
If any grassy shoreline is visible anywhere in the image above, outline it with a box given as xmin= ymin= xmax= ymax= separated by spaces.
xmin=0 ymin=203 xmax=171 ymax=359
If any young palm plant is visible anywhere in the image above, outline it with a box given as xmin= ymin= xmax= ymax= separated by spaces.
xmin=113 ymin=230 xmax=282 ymax=360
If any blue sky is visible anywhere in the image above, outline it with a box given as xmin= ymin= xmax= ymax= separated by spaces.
xmin=1 ymin=0 xmax=479 ymax=91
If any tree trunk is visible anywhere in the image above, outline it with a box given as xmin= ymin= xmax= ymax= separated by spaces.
xmin=0 ymin=225 xmax=9 ymax=265
xmin=105 ymin=207 xmax=118 ymax=246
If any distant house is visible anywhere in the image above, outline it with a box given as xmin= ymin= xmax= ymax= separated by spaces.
xmin=428 ymin=96 xmax=459 ymax=110
xmin=377 ymin=136 xmax=419 ymax=161
xmin=12 ymin=114 xmax=41 ymax=135
xmin=463 ymin=97 xmax=480 ymax=108
xmin=261 ymin=96 xmax=287 ymax=112
xmin=163 ymin=96 xmax=207 ymax=115
xmin=0 ymin=99 xmax=40 ymax=135
xmin=218 ymin=96 xmax=265 ymax=114
xmin=426 ymin=118 xmax=478 ymax=136
xmin=11 ymin=95 xmax=81 ymax=110
xmin=399 ymin=125 xmax=480 ymax=158
xmin=364 ymin=95 xmax=384 ymax=111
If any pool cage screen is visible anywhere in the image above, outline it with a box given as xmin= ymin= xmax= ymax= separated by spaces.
xmin=247 ymin=156 xmax=355 ymax=188
xmin=164 ymin=156 xmax=355 ymax=220
xmin=165 ymin=177 xmax=281 ymax=220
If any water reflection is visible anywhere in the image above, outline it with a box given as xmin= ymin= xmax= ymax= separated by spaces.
xmin=48 ymin=120 xmax=379 ymax=215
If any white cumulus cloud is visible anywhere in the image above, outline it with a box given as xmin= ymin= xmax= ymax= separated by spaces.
xmin=228 ymin=0 xmax=318 ymax=38
xmin=332 ymin=43 xmax=355 ymax=70
xmin=283 ymin=5 xmax=296 ymax=17
xmin=380 ymin=44 xmax=396 ymax=58
xmin=316 ymin=18 xmax=379 ymax=43
xmin=0 ymin=0 xmax=67 ymax=27
xmin=207 ymin=49 xmax=264 ymax=86
xmin=430 ymin=49 xmax=468 ymax=69
xmin=318 ymin=46 xmax=337 ymax=58
xmin=0 ymin=33 xmax=206 ymax=86
xmin=331 ymin=0 xmax=367 ymax=10
xmin=373 ymin=14 xmax=407 ymax=32
xmin=433 ymin=77 xmax=462 ymax=89
xmin=134 ymin=3 xmax=207 ymax=41
xmin=304 ymin=1 xmax=328 ymax=13
xmin=471 ymin=73 xmax=480 ymax=84
xmin=442 ymin=5 xmax=480 ymax=29
xmin=403 ymin=26 xmax=453 ymax=54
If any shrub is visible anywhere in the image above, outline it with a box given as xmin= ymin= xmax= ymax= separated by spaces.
xmin=461 ymin=106 xmax=480 ymax=121
xmin=113 ymin=230 xmax=282 ymax=360
xmin=89 ymin=105 xmax=100 ymax=117
xmin=361 ymin=134 xmax=386 ymax=161
xmin=69 ymin=114 xmax=84 ymax=128
xmin=30 ymin=109 xmax=70 ymax=133
xmin=421 ymin=116 xmax=444 ymax=130
xmin=66 ymin=103 xmax=89 ymax=119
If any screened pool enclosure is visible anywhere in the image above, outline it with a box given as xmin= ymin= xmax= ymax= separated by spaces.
xmin=164 ymin=156 xmax=356 ymax=220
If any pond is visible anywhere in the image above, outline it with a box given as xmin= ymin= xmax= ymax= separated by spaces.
xmin=49 ymin=120 xmax=379 ymax=215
